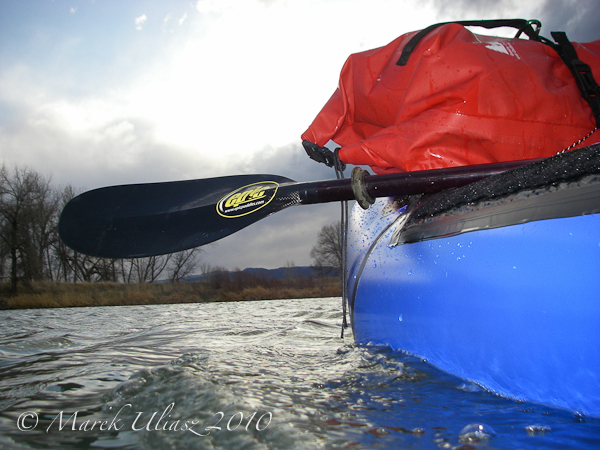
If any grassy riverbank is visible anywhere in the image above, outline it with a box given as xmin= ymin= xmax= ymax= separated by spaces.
xmin=0 ymin=278 xmax=342 ymax=309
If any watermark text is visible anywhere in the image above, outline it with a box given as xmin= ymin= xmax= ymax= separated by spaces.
xmin=16 ymin=403 xmax=272 ymax=436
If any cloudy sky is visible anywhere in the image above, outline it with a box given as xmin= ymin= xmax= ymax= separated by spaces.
xmin=1 ymin=0 xmax=599 ymax=270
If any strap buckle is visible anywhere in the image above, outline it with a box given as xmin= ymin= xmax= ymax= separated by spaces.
xmin=302 ymin=141 xmax=346 ymax=171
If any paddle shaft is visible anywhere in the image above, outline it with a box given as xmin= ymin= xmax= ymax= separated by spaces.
xmin=299 ymin=158 xmax=539 ymax=204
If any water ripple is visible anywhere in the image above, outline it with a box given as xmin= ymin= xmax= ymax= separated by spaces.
xmin=0 ymin=299 xmax=598 ymax=449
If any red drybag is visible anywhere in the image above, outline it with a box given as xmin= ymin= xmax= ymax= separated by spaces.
xmin=302 ymin=20 xmax=600 ymax=174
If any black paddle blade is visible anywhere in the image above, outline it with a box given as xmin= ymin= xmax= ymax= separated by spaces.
xmin=59 ymin=174 xmax=295 ymax=258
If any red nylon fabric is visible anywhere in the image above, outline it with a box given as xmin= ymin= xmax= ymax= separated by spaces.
xmin=302 ymin=24 xmax=600 ymax=174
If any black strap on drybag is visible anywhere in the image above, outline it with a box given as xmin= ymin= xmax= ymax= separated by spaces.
xmin=550 ymin=31 xmax=600 ymax=127
xmin=396 ymin=19 xmax=542 ymax=66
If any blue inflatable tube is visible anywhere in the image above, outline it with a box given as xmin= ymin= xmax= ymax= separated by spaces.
xmin=347 ymin=147 xmax=600 ymax=417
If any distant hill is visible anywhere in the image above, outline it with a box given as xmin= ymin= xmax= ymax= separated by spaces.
xmin=180 ymin=265 xmax=339 ymax=282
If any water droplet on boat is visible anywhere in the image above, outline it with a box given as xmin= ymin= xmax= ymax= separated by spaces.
xmin=407 ymin=269 xmax=412 ymax=276
xmin=458 ymin=423 xmax=496 ymax=443
xmin=398 ymin=315 xmax=403 ymax=322
xmin=373 ymin=263 xmax=377 ymax=268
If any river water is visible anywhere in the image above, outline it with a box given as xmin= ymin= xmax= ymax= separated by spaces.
xmin=0 ymin=298 xmax=598 ymax=449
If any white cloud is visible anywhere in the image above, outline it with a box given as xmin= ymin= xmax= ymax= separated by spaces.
xmin=122 ymin=0 xmax=443 ymax=169
xmin=162 ymin=11 xmax=188 ymax=33
xmin=134 ymin=14 xmax=147 ymax=31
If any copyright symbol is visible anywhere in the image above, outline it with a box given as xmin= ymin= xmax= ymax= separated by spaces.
xmin=17 ymin=412 xmax=38 ymax=431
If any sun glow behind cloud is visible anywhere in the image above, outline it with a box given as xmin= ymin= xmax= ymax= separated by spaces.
xmin=121 ymin=0 xmax=440 ymax=168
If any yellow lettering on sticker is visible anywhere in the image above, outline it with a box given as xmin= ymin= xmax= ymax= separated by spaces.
xmin=224 ymin=186 xmax=267 ymax=208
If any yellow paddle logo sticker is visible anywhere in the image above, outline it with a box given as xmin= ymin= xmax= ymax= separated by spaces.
xmin=217 ymin=182 xmax=279 ymax=218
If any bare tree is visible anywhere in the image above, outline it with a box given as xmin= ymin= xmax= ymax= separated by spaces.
xmin=284 ymin=260 xmax=296 ymax=281
xmin=53 ymin=184 xmax=79 ymax=282
xmin=127 ymin=255 xmax=172 ymax=283
xmin=310 ymin=221 xmax=342 ymax=277
xmin=207 ymin=266 xmax=230 ymax=290
xmin=28 ymin=176 xmax=61 ymax=281
xmin=168 ymin=248 xmax=202 ymax=282
xmin=0 ymin=165 xmax=32 ymax=293
xmin=199 ymin=262 xmax=212 ymax=279
xmin=0 ymin=165 xmax=59 ymax=294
